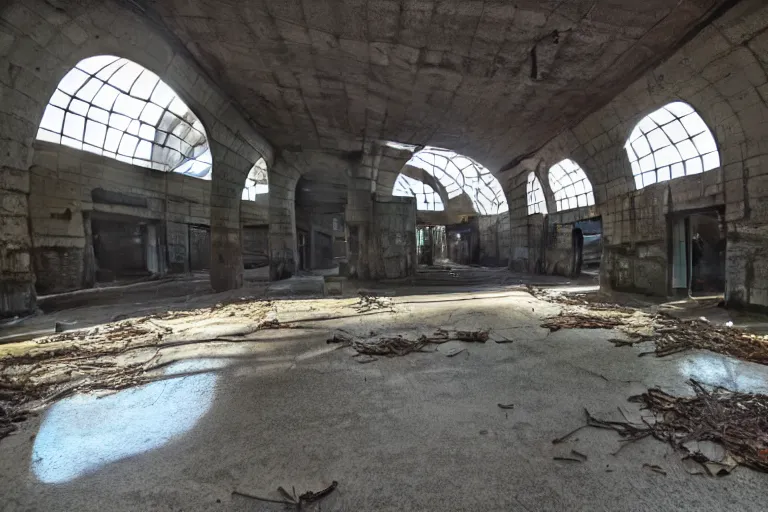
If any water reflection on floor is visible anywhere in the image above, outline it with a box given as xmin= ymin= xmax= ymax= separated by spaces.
xmin=32 ymin=358 xmax=227 ymax=484
xmin=677 ymin=352 xmax=768 ymax=393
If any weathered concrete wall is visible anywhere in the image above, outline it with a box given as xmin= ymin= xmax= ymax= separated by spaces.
xmin=28 ymin=142 xmax=268 ymax=294
xmin=501 ymin=0 xmax=768 ymax=308
xmin=0 ymin=0 xmax=273 ymax=314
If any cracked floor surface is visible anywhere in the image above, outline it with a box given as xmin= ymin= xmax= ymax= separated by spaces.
xmin=2 ymin=280 xmax=768 ymax=511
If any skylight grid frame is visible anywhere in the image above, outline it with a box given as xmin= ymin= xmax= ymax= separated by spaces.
xmin=625 ymin=102 xmax=720 ymax=190
xmin=548 ymin=159 xmax=595 ymax=212
xmin=37 ymin=56 xmax=212 ymax=180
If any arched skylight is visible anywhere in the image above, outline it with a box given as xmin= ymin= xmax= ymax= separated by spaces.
xmin=393 ymin=174 xmax=444 ymax=211
xmin=527 ymin=172 xmax=547 ymax=215
xmin=548 ymin=159 xmax=595 ymax=211
xmin=625 ymin=101 xmax=720 ymax=189
xmin=408 ymin=147 xmax=508 ymax=215
xmin=242 ymin=158 xmax=268 ymax=201
xmin=37 ymin=55 xmax=212 ymax=179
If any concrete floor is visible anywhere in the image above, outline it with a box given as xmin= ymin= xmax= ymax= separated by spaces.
xmin=2 ymin=281 xmax=768 ymax=511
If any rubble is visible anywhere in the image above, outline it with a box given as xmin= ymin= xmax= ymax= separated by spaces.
xmin=541 ymin=313 xmax=624 ymax=332
xmin=328 ymin=328 xmax=491 ymax=357
xmin=555 ymin=380 xmax=768 ymax=475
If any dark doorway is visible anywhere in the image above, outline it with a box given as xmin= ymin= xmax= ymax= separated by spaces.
xmin=91 ymin=214 xmax=157 ymax=282
xmin=189 ymin=225 xmax=211 ymax=271
xmin=297 ymin=229 xmax=309 ymax=271
xmin=670 ymin=208 xmax=726 ymax=297
xmin=571 ymin=228 xmax=584 ymax=277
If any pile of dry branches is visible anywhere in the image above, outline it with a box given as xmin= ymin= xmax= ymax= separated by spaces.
xmin=558 ymin=380 xmax=768 ymax=474
xmin=646 ymin=315 xmax=768 ymax=364
xmin=541 ymin=313 xmax=625 ymax=332
xmin=527 ymin=286 xmax=636 ymax=314
xmin=328 ymin=328 xmax=489 ymax=357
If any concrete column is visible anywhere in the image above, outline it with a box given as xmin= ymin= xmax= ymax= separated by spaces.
xmin=0 ymin=165 xmax=35 ymax=316
xmin=209 ymin=144 xmax=250 ymax=292
xmin=268 ymin=156 xmax=300 ymax=280
xmin=346 ymin=145 xmax=379 ymax=279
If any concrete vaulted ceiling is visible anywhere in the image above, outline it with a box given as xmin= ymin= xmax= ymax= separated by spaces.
xmin=145 ymin=0 xmax=732 ymax=175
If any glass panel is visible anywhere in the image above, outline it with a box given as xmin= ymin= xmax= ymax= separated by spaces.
xmin=639 ymin=154 xmax=655 ymax=172
xmin=632 ymin=136 xmax=652 ymax=158
xmin=92 ymin=84 xmax=120 ymax=110
xmin=646 ymin=128 xmax=671 ymax=150
xmin=37 ymin=129 xmax=60 ymax=144
xmin=670 ymin=162 xmax=685 ymax=179
xmin=662 ymin=120 xmax=688 ymax=143
xmin=642 ymin=171 xmax=656 ymax=187
xmin=62 ymin=113 xmax=85 ymax=139
xmin=104 ymin=127 xmax=122 ymax=152
xmin=75 ymin=78 xmax=102 ymax=103
xmin=654 ymin=145 xmax=681 ymax=167
xmin=87 ymin=106 xmax=109 ymax=124
xmin=680 ymin=113 xmax=707 ymax=137
xmin=77 ymin=55 xmax=119 ymax=75
xmin=39 ymin=106 xmax=65 ymax=133
xmin=649 ymin=107 xmax=675 ymax=125
xmin=702 ymin=152 xmax=720 ymax=171
xmin=657 ymin=166 xmax=670 ymax=182
xmin=84 ymin=120 xmax=106 ymax=147
xmin=58 ymin=69 xmax=89 ymax=95
xmin=50 ymin=90 xmax=71 ymax=109
xmin=676 ymin=139 xmax=698 ymax=160
xmin=692 ymin=132 xmax=717 ymax=154
xmin=686 ymin=157 xmax=703 ymax=175
xmin=131 ymin=71 xmax=159 ymax=100
xmin=666 ymin=101 xmax=694 ymax=117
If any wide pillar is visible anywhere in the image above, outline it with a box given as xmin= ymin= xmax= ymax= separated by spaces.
xmin=209 ymin=143 xmax=250 ymax=292
xmin=0 ymin=165 xmax=35 ymax=316
xmin=346 ymin=146 xmax=379 ymax=279
xmin=268 ymin=155 xmax=300 ymax=280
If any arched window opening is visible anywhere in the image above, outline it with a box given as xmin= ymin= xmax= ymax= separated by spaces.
xmin=37 ymin=55 xmax=212 ymax=179
xmin=527 ymin=172 xmax=547 ymax=215
xmin=242 ymin=158 xmax=268 ymax=201
xmin=548 ymin=159 xmax=595 ymax=211
xmin=625 ymin=101 xmax=720 ymax=189
xmin=393 ymin=174 xmax=444 ymax=211
xmin=407 ymin=147 xmax=508 ymax=215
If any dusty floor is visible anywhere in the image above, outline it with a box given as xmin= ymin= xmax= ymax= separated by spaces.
xmin=2 ymin=271 xmax=768 ymax=511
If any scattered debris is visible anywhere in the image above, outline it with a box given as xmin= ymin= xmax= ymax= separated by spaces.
xmin=554 ymin=450 xmax=588 ymax=463
xmin=541 ymin=313 xmax=623 ymax=332
xmin=497 ymin=403 xmax=515 ymax=410
xmin=445 ymin=348 xmax=466 ymax=358
xmin=328 ymin=328 xmax=491 ymax=358
xmin=571 ymin=450 xmax=588 ymax=461
xmin=644 ymin=315 xmax=768 ymax=364
xmin=233 ymin=481 xmax=338 ymax=509
xmin=526 ymin=286 xmax=637 ymax=314
xmin=607 ymin=338 xmax=640 ymax=347
xmin=354 ymin=292 xmax=394 ymax=313
xmin=554 ymin=380 xmax=768 ymax=475
xmin=642 ymin=463 xmax=667 ymax=476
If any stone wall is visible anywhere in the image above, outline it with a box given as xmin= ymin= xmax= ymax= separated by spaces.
xmin=502 ymin=0 xmax=768 ymax=309
xmin=28 ymin=142 xmax=268 ymax=294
